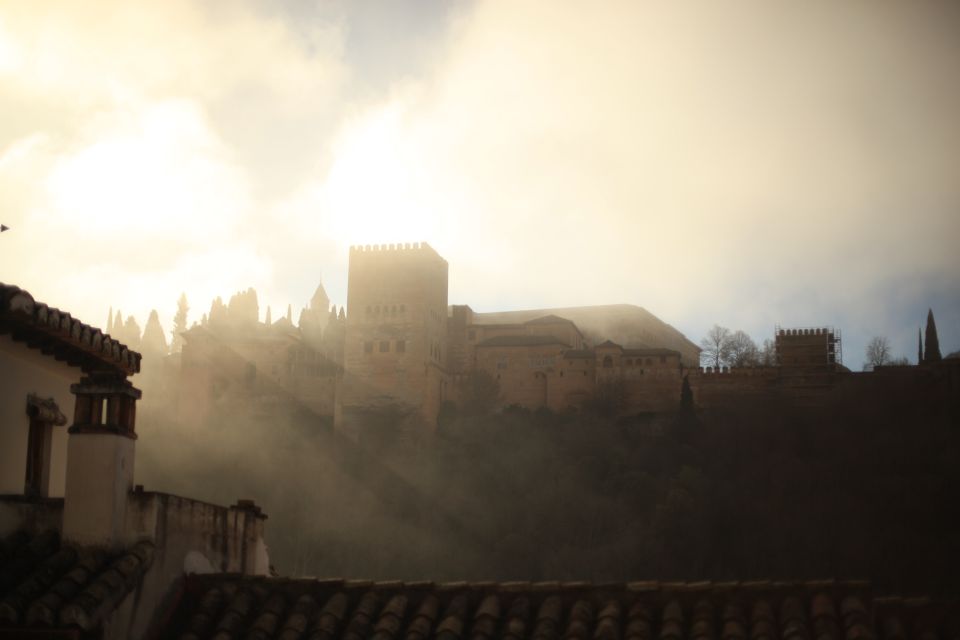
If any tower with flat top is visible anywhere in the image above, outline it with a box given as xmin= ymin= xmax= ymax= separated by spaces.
xmin=336 ymin=242 xmax=449 ymax=440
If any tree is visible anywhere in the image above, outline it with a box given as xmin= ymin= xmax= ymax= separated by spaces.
xmin=699 ymin=325 xmax=732 ymax=369
xmin=121 ymin=315 xmax=141 ymax=349
xmin=170 ymin=293 xmax=189 ymax=353
xmin=141 ymin=309 xmax=168 ymax=356
xmin=727 ymin=330 xmax=759 ymax=367
xmin=863 ymin=336 xmax=892 ymax=371
xmin=757 ymin=338 xmax=777 ymax=366
xmin=924 ymin=308 xmax=941 ymax=362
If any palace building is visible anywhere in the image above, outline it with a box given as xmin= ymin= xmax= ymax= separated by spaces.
xmin=181 ymin=242 xmax=923 ymax=442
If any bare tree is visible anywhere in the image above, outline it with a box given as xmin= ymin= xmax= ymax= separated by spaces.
xmin=727 ymin=330 xmax=759 ymax=367
xmin=863 ymin=336 xmax=892 ymax=371
xmin=700 ymin=325 xmax=732 ymax=369
xmin=757 ymin=338 xmax=777 ymax=366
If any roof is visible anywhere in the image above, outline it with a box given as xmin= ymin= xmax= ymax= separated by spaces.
xmin=0 ymin=529 xmax=153 ymax=632
xmin=475 ymin=335 xmax=571 ymax=348
xmin=595 ymin=340 xmax=622 ymax=350
xmin=312 ymin=282 xmax=330 ymax=307
xmin=525 ymin=314 xmax=573 ymax=325
xmin=623 ymin=348 xmax=681 ymax=358
xmin=471 ymin=304 xmax=701 ymax=364
xmin=159 ymin=575 xmax=960 ymax=640
xmin=0 ymin=283 xmax=141 ymax=376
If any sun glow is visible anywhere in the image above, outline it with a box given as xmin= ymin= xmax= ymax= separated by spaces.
xmin=318 ymin=103 xmax=455 ymax=248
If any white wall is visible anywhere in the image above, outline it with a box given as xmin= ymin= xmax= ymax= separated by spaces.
xmin=0 ymin=335 xmax=78 ymax=496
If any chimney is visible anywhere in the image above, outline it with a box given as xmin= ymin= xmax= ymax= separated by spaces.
xmin=62 ymin=372 xmax=141 ymax=549
xmin=227 ymin=499 xmax=270 ymax=575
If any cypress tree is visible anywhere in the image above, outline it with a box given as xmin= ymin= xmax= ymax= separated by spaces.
xmin=924 ymin=308 xmax=942 ymax=362
xmin=917 ymin=327 xmax=923 ymax=364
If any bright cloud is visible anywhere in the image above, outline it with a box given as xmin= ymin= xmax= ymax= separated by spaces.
xmin=1 ymin=0 xmax=958 ymax=365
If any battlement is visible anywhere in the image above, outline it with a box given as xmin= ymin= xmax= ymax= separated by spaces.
xmin=692 ymin=366 xmax=780 ymax=377
xmin=775 ymin=325 xmax=842 ymax=367
xmin=348 ymin=242 xmax=446 ymax=264
xmin=776 ymin=326 xmax=837 ymax=338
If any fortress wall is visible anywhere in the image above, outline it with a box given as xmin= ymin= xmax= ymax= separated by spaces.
xmin=619 ymin=368 xmax=685 ymax=413
xmin=547 ymin=362 xmax=596 ymax=411
xmin=688 ymin=366 xmax=781 ymax=409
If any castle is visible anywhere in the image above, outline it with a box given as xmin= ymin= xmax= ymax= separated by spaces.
xmin=173 ymin=241 xmax=959 ymax=444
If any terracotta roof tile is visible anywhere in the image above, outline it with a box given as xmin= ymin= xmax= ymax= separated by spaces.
xmin=157 ymin=577 xmax=960 ymax=640
xmin=0 ymin=283 xmax=141 ymax=375
xmin=0 ymin=530 xmax=153 ymax=632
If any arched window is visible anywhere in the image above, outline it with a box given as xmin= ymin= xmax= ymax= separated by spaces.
xmin=603 ymin=356 xmax=613 ymax=368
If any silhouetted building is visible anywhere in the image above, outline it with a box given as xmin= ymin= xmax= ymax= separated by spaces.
xmin=0 ymin=284 xmax=268 ymax=639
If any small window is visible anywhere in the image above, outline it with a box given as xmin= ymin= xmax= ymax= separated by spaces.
xmin=660 ymin=356 xmax=666 ymax=363
xmin=646 ymin=358 xmax=653 ymax=365
xmin=603 ymin=356 xmax=613 ymax=368
xmin=400 ymin=304 xmax=405 ymax=312
xmin=468 ymin=329 xmax=476 ymax=341
xmin=379 ymin=340 xmax=390 ymax=352
xmin=364 ymin=341 xmax=373 ymax=354
xmin=396 ymin=340 xmax=406 ymax=353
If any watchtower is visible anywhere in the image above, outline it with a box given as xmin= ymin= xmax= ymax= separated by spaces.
xmin=774 ymin=326 xmax=842 ymax=370
xmin=337 ymin=242 xmax=449 ymax=439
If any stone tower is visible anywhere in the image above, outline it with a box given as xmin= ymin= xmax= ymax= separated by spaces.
xmin=337 ymin=242 xmax=449 ymax=440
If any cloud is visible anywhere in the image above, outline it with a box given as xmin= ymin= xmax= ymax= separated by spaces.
xmin=1 ymin=0 xmax=958 ymax=363
xmin=0 ymin=0 xmax=349 ymax=328
xmin=295 ymin=0 xmax=960 ymax=359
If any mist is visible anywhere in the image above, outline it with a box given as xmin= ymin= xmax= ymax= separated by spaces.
xmin=2 ymin=1 xmax=959 ymax=363
xmin=2 ymin=0 xmax=960 ymax=598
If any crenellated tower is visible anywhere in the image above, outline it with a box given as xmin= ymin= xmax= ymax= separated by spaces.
xmin=337 ymin=242 xmax=449 ymax=440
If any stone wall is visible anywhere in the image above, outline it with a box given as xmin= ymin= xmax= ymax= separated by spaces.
xmin=112 ymin=491 xmax=268 ymax=640
xmin=340 ymin=243 xmax=450 ymax=434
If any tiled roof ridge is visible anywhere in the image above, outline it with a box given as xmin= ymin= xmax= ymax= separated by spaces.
xmin=0 ymin=282 xmax=141 ymax=375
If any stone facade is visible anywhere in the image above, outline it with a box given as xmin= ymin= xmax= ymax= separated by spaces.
xmin=336 ymin=243 xmax=700 ymax=432
xmin=338 ymin=243 xmax=450 ymax=439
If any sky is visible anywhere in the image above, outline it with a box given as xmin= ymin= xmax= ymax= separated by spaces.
xmin=1 ymin=0 xmax=958 ymax=366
